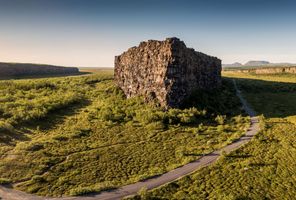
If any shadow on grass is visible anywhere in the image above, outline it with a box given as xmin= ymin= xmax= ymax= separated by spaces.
xmin=181 ymin=78 xmax=246 ymax=117
xmin=230 ymin=76 xmax=296 ymax=118
xmin=248 ymin=162 xmax=277 ymax=167
xmin=0 ymin=99 xmax=91 ymax=147
xmin=0 ymin=129 xmax=30 ymax=145
xmin=20 ymin=99 xmax=91 ymax=132
xmin=103 ymin=75 xmax=296 ymax=122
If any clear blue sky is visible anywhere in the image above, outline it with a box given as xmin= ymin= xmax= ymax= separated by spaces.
xmin=0 ymin=0 xmax=296 ymax=67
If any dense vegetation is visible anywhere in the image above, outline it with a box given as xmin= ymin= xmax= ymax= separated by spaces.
xmin=0 ymin=70 xmax=249 ymax=197
xmin=130 ymin=72 xmax=296 ymax=199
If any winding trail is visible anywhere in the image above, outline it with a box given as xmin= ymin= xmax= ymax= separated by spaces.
xmin=0 ymin=80 xmax=260 ymax=200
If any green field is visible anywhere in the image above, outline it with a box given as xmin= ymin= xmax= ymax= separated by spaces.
xmin=130 ymin=72 xmax=296 ymax=199
xmin=0 ymin=71 xmax=249 ymax=197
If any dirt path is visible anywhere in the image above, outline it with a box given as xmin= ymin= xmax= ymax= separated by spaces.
xmin=0 ymin=80 xmax=260 ymax=200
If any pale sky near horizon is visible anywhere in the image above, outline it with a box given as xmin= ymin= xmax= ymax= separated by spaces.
xmin=0 ymin=0 xmax=296 ymax=67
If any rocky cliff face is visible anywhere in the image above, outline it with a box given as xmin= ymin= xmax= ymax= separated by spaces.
xmin=114 ymin=38 xmax=221 ymax=108
xmin=0 ymin=62 xmax=79 ymax=77
xmin=236 ymin=67 xmax=296 ymax=74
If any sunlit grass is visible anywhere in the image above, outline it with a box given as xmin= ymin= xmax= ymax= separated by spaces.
xmin=131 ymin=72 xmax=296 ymax=199
xmin=0 ymin=71 xmax=249 ymax=197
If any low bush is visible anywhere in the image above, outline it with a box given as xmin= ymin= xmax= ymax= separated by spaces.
xmin=0 ymin=121 xmax=15 ymax=133
xmin=0 ymin=72 xmax=250 ymax=197
xmin=0 ymin=178 xmax=11 ymax=185
xmin=215 ymin=115 xmax=226 ymax=125
xmin=132 ymin=72 xmax=296 ymax=200
xmin=69 ymin=182 xmax=116 ymax=196
xmin=25 ymin=143 xmax=44 ymax=151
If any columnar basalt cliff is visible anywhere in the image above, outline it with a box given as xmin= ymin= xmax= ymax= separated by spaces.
xmin=114 ymin=38 xmax=221 ymax=108
xmin=0 ymin=62 xmax=79 ymax=78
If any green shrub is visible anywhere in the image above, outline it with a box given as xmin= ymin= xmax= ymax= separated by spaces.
xmin=98 ymin=107 xmax=114 ymax=121
xmin=137 ymin=187 xmax=148 ymax=200
xmin=215 ymin=115 xmax=226 ymax=125
xmin=52 ymin=135 xmax=68 ymax=141
xmin=70 ymin=128 xmax=91 ymax=138
xmin=0 ymin=178 xmax=11 ymax=185
xmin=135 ymin=110 xmax=163 ymax=125
xmin=0 ymin=121 xmax=15 ymax=133
xmin=286 ymin=115 xmax=296 ymax=125
xmin=146 ymin=121 xmax=165 ymax=131
xmin=69 ymin=186 xmax=96 ymax=196
xmin=25 ymin=143 xmax=44 ymax=151
xmin=31 ymin=175 xmax=45 ymax=183
xmin=178 ymin=112 xmax=196 ymax=124
xmin=166 ymin=109 xmax=181 ymax=124
xmin=69 ymin=182 xmax=116 ymax=196
xmin=233 ymin=115 xmax=243 ymax=123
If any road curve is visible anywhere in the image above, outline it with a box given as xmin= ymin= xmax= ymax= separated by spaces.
xmin=0 ymin=80 xmax=259 ymax=200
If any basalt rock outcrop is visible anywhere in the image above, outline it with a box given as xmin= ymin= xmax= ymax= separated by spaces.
xmin=114 ymin=37 xmax=221 ymax=108
xmin=0 ymin=62 xmax=79 ymax=78
xmin=236 ymin=66 xmax=296 ymax=74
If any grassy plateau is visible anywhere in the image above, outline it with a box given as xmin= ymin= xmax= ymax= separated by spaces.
xmin=0 ymin=70 xmax=250 ymax=197
xmin=129 ymin=72 xmax=296 ymax=200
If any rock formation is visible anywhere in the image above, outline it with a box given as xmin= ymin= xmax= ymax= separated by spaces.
xmin=114 ymin=37 xmax=221 ymax=108
xmin=0 ymin=62 xmax=79 ymax=78
xmin=235 ymin=66 xmax=296 ymax=74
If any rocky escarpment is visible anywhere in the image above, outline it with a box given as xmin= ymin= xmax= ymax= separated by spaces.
xmin=114 ymin=37 xmax=221 ymax=108
xmin=236 ymin=66 xmax=296 ymax=74
xmin=0 ymin=62 xmax=79 ymax=77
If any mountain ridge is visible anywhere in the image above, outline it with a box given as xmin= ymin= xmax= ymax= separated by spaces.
xmin=223 ymin=60 xmax=296 ymax=68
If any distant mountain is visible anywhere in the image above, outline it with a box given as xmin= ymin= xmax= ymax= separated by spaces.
xmin=223 ymin=60 xmax=296 ymax=68
xmin=222 ymin=62 xmax=243 ymax=68
xmin=244 ymin=61 xmax=270 ymax=66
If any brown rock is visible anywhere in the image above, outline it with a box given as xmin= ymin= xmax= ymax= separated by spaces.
xmin=114 ymin=37 xmax=221 ymax=108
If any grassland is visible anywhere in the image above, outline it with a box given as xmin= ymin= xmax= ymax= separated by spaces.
xmin=0 ymin=70 xmax=249 ymax=197
xmin=130 ymin=72 xmax=296 ymax=199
